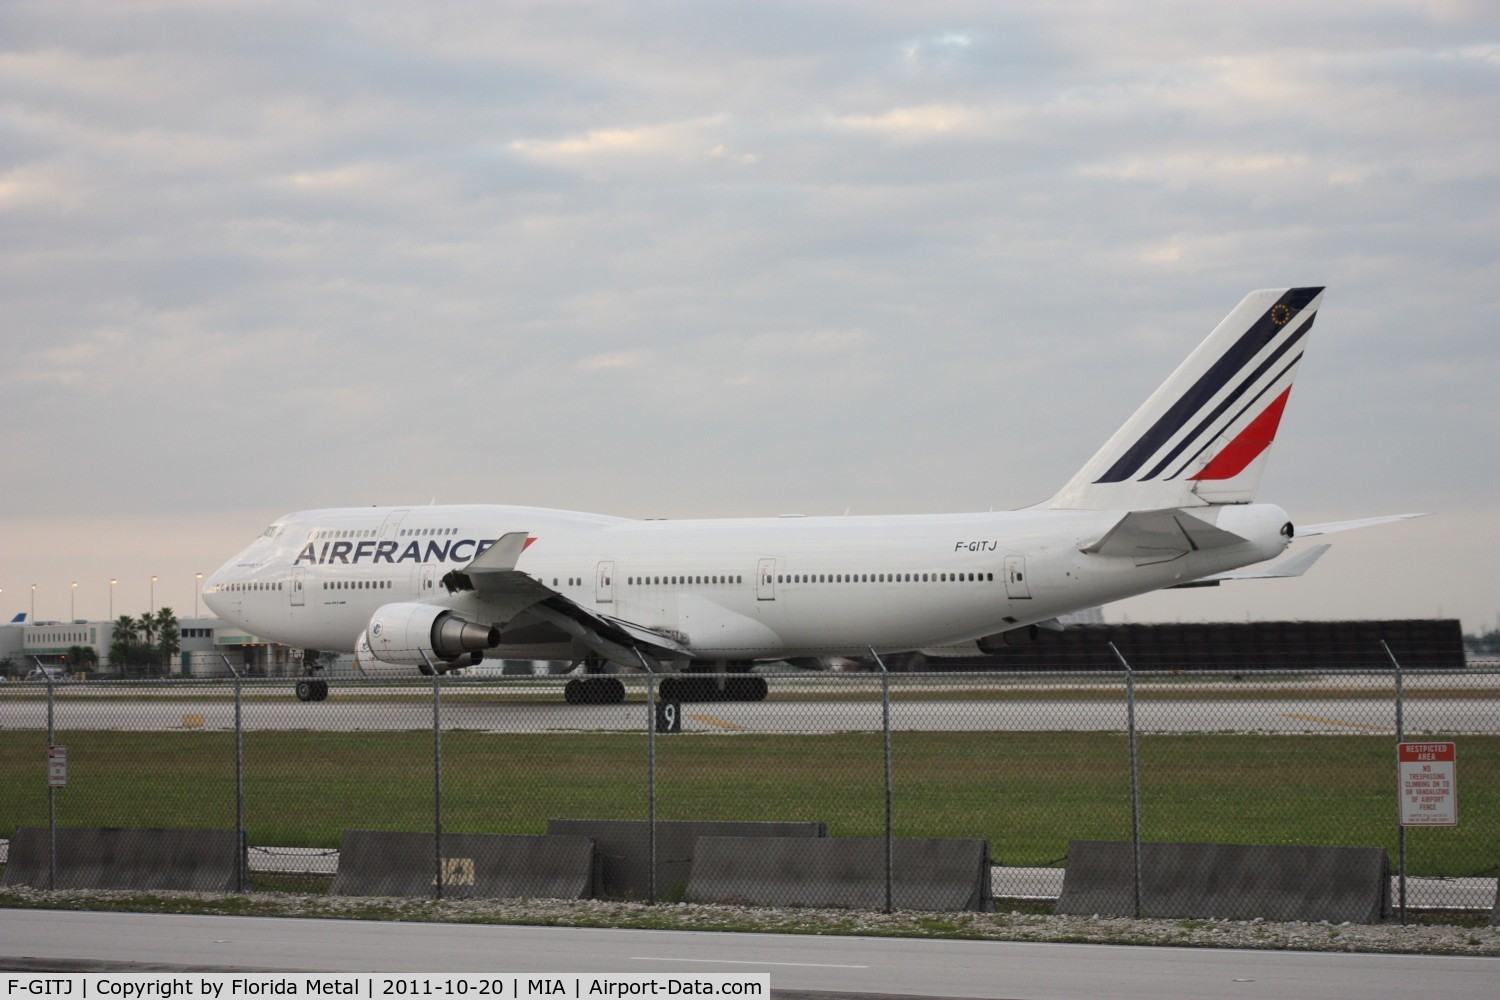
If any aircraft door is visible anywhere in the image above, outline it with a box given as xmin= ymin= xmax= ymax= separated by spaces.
xmin=596 ymin=561 xmax=615 ymax=604
xmin=290 ymin=568 xmax=306 ymax=607
xmin=379 ymin=510 xmax=408 ymax=540
xmin=1005 ymin=556 xmax=1032 ymax=599
xmin=757 ymin=558 xmax=776 ymax=600
xmin=420 ymin=564 xmax=437 ymax=597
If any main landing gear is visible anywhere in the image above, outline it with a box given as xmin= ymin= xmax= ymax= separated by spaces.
xmin=563 ymin=675 xmax=626 ymax=704
xmin=560 ymin=670 xmax=771 ymax=705
xmin=660 ymin=673 xmax=768 ymax=703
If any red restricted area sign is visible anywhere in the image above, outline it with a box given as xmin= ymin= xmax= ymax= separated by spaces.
xmin=48 ymin=744 xmax=67 ymax=787
xmin=1398 ymin=742 xmax=1457 ymax=827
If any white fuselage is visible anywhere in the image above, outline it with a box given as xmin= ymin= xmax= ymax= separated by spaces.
xmin=203 ymin=502 xmax=1291 ymax=661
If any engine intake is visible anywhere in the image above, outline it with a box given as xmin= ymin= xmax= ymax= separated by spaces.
xmin=360 ymin=603 xmax=499 ymax=668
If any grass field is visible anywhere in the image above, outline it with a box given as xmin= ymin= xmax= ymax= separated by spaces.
xmin=2 ymin=730 xmax=1494 ymax=878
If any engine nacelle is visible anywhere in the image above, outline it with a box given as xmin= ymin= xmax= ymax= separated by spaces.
xmin=359 ymin=603 xmax=499 ymax=668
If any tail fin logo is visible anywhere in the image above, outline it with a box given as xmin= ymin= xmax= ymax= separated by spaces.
xmin=1187 ymin=386 xmax=1291 ymax=481
xmin=1092 ymin=287 xmax=1321 ymax=486
xmin=1046 ymin=286 xmax=1324 ymax=512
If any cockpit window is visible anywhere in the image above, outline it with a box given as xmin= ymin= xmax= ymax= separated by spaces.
xmin=262 ymin=524 xmax=282 ymax=539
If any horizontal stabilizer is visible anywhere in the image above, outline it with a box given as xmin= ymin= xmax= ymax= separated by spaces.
xmin=1170 ymin=543 xmax=1331 ymax=588
xmin=1081 ymin=508 xmax=1248 ymax=563
xmin=1297 ymin=513 xmax=1429 ymax=537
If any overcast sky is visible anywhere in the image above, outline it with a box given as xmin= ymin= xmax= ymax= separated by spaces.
xmin=3 ymin=1 xmax=1497 ymax=633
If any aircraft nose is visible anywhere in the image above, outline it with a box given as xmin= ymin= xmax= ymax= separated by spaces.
xmin=201 ymin=560 xmax=237 ymax=617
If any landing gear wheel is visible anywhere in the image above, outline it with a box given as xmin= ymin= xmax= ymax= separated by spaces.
xmin=564 ymin=676 xmax=627 ymax=705
xmin=603 ymin=677 xmax=625 ymax=704
xmin=659 ymin=674 xmax=767 ymax=703
xmin=296 ymin=678 xmax=329 ymax=702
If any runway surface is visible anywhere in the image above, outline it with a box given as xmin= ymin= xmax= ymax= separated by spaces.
xmin=4 ymin=909 xmax=1498 ymax=1000
xmin=2 ymin=675 xmax=1496 ymax=733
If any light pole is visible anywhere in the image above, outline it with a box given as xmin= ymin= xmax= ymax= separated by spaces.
xmin=110 ymin=579 xmax=117 ymax=620
xmin=70 ymin=581 xmax=77 ymax=621
xmin=195 ymin=573 xmax=203 ymax=618
xmin=150 ymin=575 xmax=157 ymax=613
xmin=31 ymin=584 xmax=36 ymax=622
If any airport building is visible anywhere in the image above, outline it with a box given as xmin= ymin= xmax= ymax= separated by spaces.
xmin=0 ymin=616 xmax=307 ymax=679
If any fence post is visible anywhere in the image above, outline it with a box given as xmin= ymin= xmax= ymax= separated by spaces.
xmin=635 ymin=650 xmax=658 ymax=905
xmin=42 ymin=657 xmax=56 ymax=891
xmin=1109 ymin=643 xmax=1143 ymax=919
xmin=423 ymin=653 xmax=444 ymax=900
xmin=220 ymin=655 xmax=247 ymax=893
xmin=868 ymin=648 xmax=894 ymax=914
xmin=1382 ymin=640 xmax=1406 ymax=925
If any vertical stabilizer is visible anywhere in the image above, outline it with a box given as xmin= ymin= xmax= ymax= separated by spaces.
xmin=1048 ymin=287 xmax=1324 ymax=511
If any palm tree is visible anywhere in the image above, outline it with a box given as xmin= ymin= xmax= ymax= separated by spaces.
xmin=114 ymin=614 xmax=140 ymax=641
xmin=65 ymin=645 xmax=99 ymax=675
xmin=138 ymin=611 xmax=158 ymax=648
xmin=110 ymin=615 xmax=140 ymax=670
xmin=154 ymin=607 xmax=180 ymax=674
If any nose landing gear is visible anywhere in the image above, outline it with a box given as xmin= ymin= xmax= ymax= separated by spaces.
xmin=295 ymin=678 xmax=329 ymax=701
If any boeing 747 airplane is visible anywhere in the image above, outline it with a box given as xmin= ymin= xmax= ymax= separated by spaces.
xmin=204 ymin=287 xmax=1420 ymax=702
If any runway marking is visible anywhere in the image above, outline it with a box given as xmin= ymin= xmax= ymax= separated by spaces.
xmin=632 ymin=957 xmax=868 ymax=969
xmin=1282 ymin=712 xmax=1392 ymax=731
xmin=687 ymin=713 xmax=751 ymax=731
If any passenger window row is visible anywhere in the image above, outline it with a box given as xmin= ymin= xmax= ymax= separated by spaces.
xmin=777 ymin=572 xmax=994 ymax=584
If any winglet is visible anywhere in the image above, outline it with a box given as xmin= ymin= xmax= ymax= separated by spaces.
xmin=442 ymin=531 xmax=539 ymax=594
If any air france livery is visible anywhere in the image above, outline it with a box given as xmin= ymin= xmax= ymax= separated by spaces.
xmin=204 ymin=288 xmax=1420 ymax=701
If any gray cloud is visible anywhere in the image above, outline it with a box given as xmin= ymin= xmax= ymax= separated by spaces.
xmin=3 ymin=1 xmax=1496 ymax=629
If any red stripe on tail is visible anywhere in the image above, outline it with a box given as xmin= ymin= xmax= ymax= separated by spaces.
xmin=1188 ymin=388 xmax=1292 ymax=481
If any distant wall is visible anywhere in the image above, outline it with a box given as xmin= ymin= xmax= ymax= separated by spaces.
xmin=918 ymin=619 xmax=1466 ymax=671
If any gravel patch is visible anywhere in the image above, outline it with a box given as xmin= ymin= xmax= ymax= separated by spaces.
xmin=3 ymin=887 xmax=1497 ymax=958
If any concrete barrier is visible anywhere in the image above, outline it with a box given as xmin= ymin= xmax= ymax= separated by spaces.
xmin=1056 ymin=840 xmax=1390 ymax=923
xmin=1 ymin=826 xmax=244 ymax=891
xmin=547 ymin=819 xmax=826 ymax=900
xmin=330 ymin=830 xmax=594 ymax=899
xmin=685 ymin=836 xmax=991 ymax=912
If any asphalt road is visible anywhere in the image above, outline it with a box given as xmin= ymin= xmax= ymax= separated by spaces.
xmin=3 ymin=909 xmax=1498 ymax=999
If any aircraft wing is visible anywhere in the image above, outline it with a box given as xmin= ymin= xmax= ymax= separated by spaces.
xmin=442 ymin=530 xmax=690 ymax=665
xmin=1296 ymin=513 xmax=1429 ymax=536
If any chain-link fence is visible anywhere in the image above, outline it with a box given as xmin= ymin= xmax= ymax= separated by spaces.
xmin=2 ymin=649 xmax=1496 ymax=919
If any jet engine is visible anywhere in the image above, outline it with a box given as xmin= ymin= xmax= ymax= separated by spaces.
xmin=358 ymin=603 xmax=499 ymax=668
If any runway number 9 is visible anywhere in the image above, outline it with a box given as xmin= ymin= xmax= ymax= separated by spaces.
xmin=656 ymin=701 xmax=682 ymax=733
